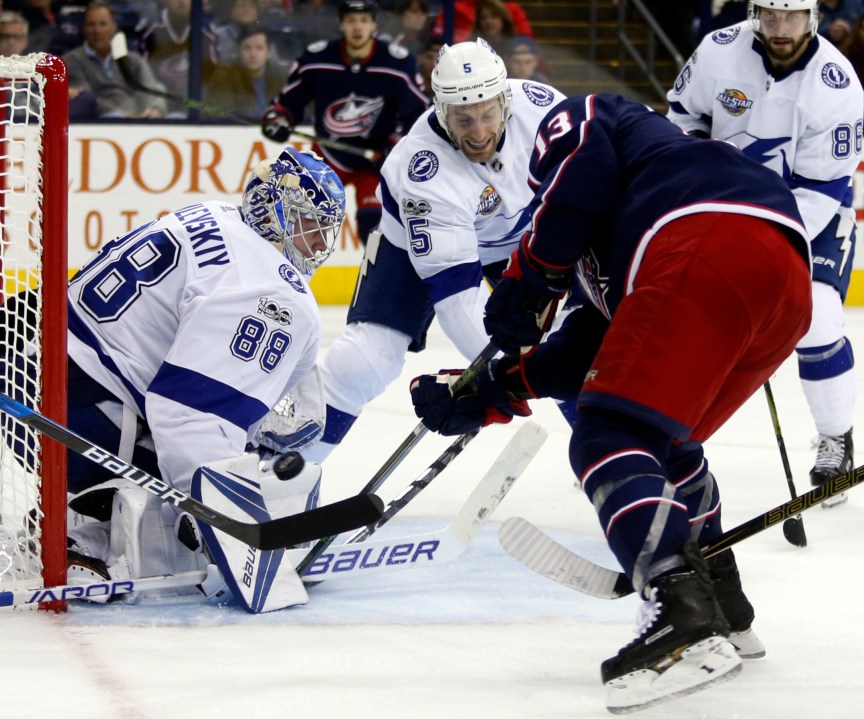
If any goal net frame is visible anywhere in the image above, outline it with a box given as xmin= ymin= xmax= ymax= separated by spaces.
xmin=0 ymin=53 xmax=68 ymax=611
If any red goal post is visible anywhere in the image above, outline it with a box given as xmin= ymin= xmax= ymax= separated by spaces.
xmin=0 ymin=54 xmax=68 ymax=610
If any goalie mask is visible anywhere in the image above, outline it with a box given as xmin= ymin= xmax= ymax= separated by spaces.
xmin=748 ymin=0 xmax=818 ymax=38
xmin=431 ymin=38 xmax=512 ymax=152
xmin=241 ymin=148 xmax=347 ymax=276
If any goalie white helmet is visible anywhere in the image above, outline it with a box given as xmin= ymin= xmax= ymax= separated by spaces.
xmin=748 ymin=0 xmax=819 ymax=38
xmin=431 ymin=38 xmax=512 ymax=146
xmin=241 ymin=147 xmax=347 ymax=276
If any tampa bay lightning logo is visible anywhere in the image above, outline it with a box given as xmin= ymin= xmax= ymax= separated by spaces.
xmin=279 ymin=263 xmax=307 ymax=293
xmin=673 ymin=64 xmax=692 ymax=95
xmin=522 ymin=83 xmax=555 ymax=106
xmin=408 ymin=150 xmax=439 ymax=182
xmin=822 ymin=63 xmax=851 ymax=89
xmin=711 ymin=27 xmax=739 ymax=44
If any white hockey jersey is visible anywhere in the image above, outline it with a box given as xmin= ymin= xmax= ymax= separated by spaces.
xmin=67 ymin=201 xmax=321 ymax=493
xmin=667 ymin=22 xmax=863 ymax=240
xmin=376 ymin=79 xmax=566 ymax=358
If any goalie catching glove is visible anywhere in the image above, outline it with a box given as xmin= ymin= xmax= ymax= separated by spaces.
xmin=484 ymin=234 xmax=572 ymax=355
xmin=410 ymin=361 xmax=532 ymax=436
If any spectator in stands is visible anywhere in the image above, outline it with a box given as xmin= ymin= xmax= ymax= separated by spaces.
xmin=288 ymin=0 xmax=339 ymax=47
xmin=63 ymin=0 xmax=166 ymax=118
xmin=415 ymin=30 xmax=442 ymax=99
xmin=205 ymin=22 xmax=286 ymax=119
xmin=140 ymin=0 xmax=217 ymax=117
xmin=0 ymin=9 xmax=29 ymax=55
xmin=211 ymin=0 xmax=261 ymax=64
xmin=17 ymin=0 xmax=57 ymax=53
xmin=841 ymin=13 xmax=864 ymax=83
xmin=384 ymin=0 xmax=430 ymax=55
xmin=471 ymin=0 xmax=514 ymax=53
xmin=431 ymin=0 xmax=532 ymax=44
xmin=506 ymin=34 xmax=549 ymax=83
xmin=819 ymin=0 xmax=864 ymax=46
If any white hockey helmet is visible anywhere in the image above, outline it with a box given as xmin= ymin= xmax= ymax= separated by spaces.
xmin=431 ymin=38 xmax=512 ymax=143
xmin=748 ymin=0 xmax=819 ymax=37
xmin=241 ymin=148 xmax=346 ymax=276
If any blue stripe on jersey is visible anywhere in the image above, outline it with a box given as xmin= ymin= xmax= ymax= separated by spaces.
xmin=789 ymin=172 xmax=854 ymax=204
xmin=666 ymin=101 xmax=712 ymax=128
xmin=148 ymin=362 xmax=268 ymax=430
xmin=423 ymin=261 xmax=484 ymax=303
xmin=67 ymin=303 xmax=146 ymax=413
xmin=379 ymin=174 xmax=402 ymax=228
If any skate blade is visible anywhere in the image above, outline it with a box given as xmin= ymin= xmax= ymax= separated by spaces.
xmin=605 ymin=636 xmax=742 ymax=714
xmin=821 ymin=492 xmax=848 ymax=509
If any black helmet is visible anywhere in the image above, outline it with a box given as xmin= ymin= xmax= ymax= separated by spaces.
xmin=339 ymin=0 xmax=378 ymax=20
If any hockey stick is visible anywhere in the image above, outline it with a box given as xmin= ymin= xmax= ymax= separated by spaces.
xmin=0 ymin=569 xmax=209 ymax=608
xmin=763 ymin=380 xmax=807 ymax=547
xmin=296 ymin=341 xmax=499 ymax=574
xmin=0 ymin=393 xmax=383 ymax=550
xmin=2 ymin=422 xmax=546 ymax=607
xmin=298 ymin=421 xmax=547 ymax=581
xmin=109 ymin=33 xmax=379 ymax=161
xmin=499 ymin=458 xmax=864 ymax=599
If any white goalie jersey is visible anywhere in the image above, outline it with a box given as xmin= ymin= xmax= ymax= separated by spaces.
xmin=67 ymin=201 xmax=322 ymax=493
xmin=666 ymin=22 xmax=863 ymax=240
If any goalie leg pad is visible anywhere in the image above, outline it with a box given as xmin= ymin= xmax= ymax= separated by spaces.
xmin=191 ymin=453 xmax=314 ymax=613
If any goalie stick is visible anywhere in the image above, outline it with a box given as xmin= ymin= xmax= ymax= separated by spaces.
xmin=0 ymin=393 xmax=383 ymax=550
xmin=499 ymin=459 xmax=864 ymax=599
xmin=296 ymin=341 xmax=499 ymax=574
xmin=109 ymin=33 xmax=379 ymax=161
xmin=0 ymin=422 xmax=547 ymax=607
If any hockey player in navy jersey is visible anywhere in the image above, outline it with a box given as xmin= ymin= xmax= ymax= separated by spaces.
xmin=667 ymin=0 xmax=863 ymax=504
xmin=302 ymin=38 xmax=566 ymax=465
xmin=409 ymin=95 xmax=812 ymax=712
xmin=261 ymin=0 xmax=429 ymax=244
xmin=63 ymin=148 xmax=347 ymax=613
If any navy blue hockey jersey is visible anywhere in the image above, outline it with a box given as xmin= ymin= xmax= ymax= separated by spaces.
xmin=274 ymin=38 xmax=429 ymax=171
xmin=526 ymin=94 xmax=808 ymax=319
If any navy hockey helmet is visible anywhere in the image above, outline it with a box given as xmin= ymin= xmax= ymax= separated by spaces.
xmin=748 ymin=0 xmax=818 ymax=38
xmin=241 ymin=148 xmax=346 ymax=276
xmin=339 ymin=0 xmax=378 ymax=20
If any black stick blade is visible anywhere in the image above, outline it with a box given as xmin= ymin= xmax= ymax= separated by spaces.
xmin=256 ymin=493 xmax=385 ymax=550
xmin=782 ymin=516 xmax=807 ymax=548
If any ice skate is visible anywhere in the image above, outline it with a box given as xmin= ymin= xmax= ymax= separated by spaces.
xmin=601 ymin=547 xmax=742 ymax=714
xmin=810 ymin=429 xmax=853 ymax=508
xmin=706 ymin=549 xmax=765 ymax=659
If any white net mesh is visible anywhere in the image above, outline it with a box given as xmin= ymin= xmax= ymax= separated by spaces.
xmin=0 ymin=54 xmax=50 ymax=591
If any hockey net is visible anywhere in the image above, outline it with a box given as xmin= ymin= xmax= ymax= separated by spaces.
xmin=0 ymin=54 xmax=68 ymax=609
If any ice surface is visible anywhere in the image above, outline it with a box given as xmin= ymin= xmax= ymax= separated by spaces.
xmin=2 ymin=306 xmax=862 ymax=718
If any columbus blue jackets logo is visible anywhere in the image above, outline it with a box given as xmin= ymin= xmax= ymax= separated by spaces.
xmin=521 ymin=83 xmax=555 ymax=107
xmin=323 ymin=93 xmax=385 ymax=137
xmin=408 ymin=151 xmax=439 ymax=182
xmin=477 ymin=186 xmax=502 ymax=216
xmin=822 ymin=63 xmax=851 ymax=89
xmin=711 ymin=27 xmax=739 ymax=44
xmin=279 ymin=263 xmax=307 ymax=293
xmin=716 ymin=89 xmax=752 ymax=116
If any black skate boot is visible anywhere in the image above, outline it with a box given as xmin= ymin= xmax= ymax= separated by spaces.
xmin=601 ymin=543 xmax=742 ymax=714
xmin=67 ymin=538 xmax=113 ymax=604
xmin=810 ymin=429 xmax=853 ymax=508
xmin=706 ymin=549 xmax=765 ymax=659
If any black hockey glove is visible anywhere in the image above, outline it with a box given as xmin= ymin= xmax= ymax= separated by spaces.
xmin=409 ymin=362 xmax=532 ymax=436
xmin=484 ymin=236 xmax=571 ymax=355
xmin=261 ymin=105 xmax=294 ymax=143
